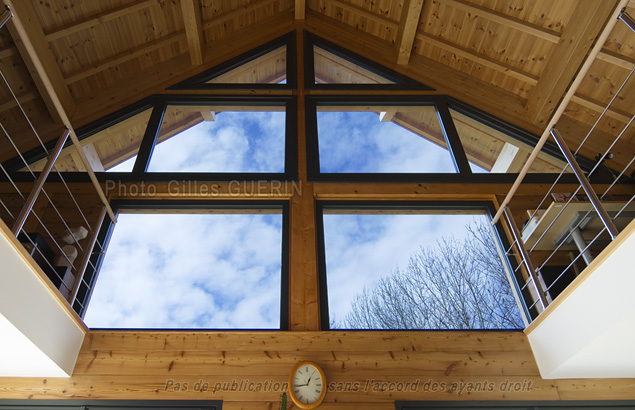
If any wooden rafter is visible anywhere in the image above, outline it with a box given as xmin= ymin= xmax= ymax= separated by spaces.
xmin=437 ymin=0 xmax=561 ymax=43
xmin=64 ymin=31 xmax=185 ymax=84
xmin=295 ymin=0 xmax=306 ymax=19
xmin=415 ymin=32 xmax=539 ymax=84
xmin=201 ymin=0 xmax=273 ymax=31
xmin=181 ymin=0 xmax=204 ymax=65
xmin=43 ymin=0 xmax=160 ymax=42
xmin=4 ymin=0 xmax=75 ymax=121
xmin=526 ymin=0 xmax=622 ymax=126
xmin=396 ymin=0 xmax=424 ymax=65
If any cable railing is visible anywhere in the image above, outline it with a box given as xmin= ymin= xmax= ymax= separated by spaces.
xmin=494 ymin=6 xmax=635 ymax=321
xmin=0 ymin=4 xmax=116 ymax=315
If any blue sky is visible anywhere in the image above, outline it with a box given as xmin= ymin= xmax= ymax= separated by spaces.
xmin=88 ymin=107 xmax=508 ymax=329
xmin=84 ymin=212 xmax=282 ymax=328
xmin=317 ymin=111 xmax=457 ymax=173
xmin=322 ymin=213 xmax=489 ymax=325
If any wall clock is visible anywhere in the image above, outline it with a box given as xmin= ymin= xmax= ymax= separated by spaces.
xmin=288 ymin=361 xmax=326 ymax=409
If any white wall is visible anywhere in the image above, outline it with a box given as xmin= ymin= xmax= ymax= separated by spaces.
xmin=527 ymin=218 xmax=635 ymax=378
xmin=0 ymin=222 xmax=86 ymax=377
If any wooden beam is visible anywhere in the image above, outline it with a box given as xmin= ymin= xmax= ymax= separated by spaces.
xmin=201 ymin=0 xmax=273 ymax=31
xmin=295 ymin=0 xmax=305 ymax=19
xmin=415 ymin=32 xmax=539 ymax=85
xmin=396 ymin=0 xmax=424 ymax=65
xmin=597 ymin=48 xmax=635 ymax=70
xmin=491 ymin=142 xmax=520 ymax=173
xmin=4 ymin=0 xmax=75 ymax=121
xmin=180 ymin=0 xmax=204 ymax=65
xmin=437 ymin=0 xmax=561 ymax=43
xmin=44 ymin=0 xmax=160 ymax=42
xmin=526 ymin=0 xmax=622 ymax=126
xmin=81 ymin=143 xmax=105 ymax=172
xmin=379 ymin=111 xmax=396 ymax=121
xmin=64 ymin=31 xmax=185 ymax=84
xmin=327 ymin=0 xmax=399 ymax=31
xmin=200 ymin=110 xmax=216 ymax=121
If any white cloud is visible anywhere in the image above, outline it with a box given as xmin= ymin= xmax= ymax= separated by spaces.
xmin=147 ymin=111 xmax=285 ymax=173
xmin=317 ymin=111 xmax=456 ymax=173
xmin=83 ymin=213 xmax=283 ymax=329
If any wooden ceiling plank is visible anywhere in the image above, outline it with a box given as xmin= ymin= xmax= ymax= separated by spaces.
xmin=71 ymin=11 xmax=295 ymax=128
xmin=64 ymin=30 xmax=185 ymax=84
xmin=396 ymin=0 xmax=425 ymax=65
xmin=415 ymin=32 xmax=539 ymax=85
xmin=201 ymin=0 xmax=273 ymax=31
xmin=181 ymin=0 xmax=204 ymax=65
xmin=305 ymin=11 xmax=536 ymax=133
xmin=296 ymin=0 xmax=306 ymax=19
xmin=5 ymin=0 xmax=75 ymax=121
xmin=437 ymin=0 xmax=561 ymax=43
xmin=44 ymin=0 xmax=160 ymax=42
xmin=0 ymin=90 xmax=37 ymax=113
xmin=526 ymin=0 xmax=622 ymax=126
xmin=327 ymin=0 xmax=399 ymax=31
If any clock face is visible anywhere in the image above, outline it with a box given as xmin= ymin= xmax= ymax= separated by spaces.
xmin=289 ymin=362 xmax=326 ymax=409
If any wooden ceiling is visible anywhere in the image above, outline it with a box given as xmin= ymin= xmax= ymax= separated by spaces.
xmin=0 ymin=0 xmax=634 ymax=174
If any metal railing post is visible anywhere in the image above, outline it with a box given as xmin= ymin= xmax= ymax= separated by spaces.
xmin=503 ymin=207 xmax=550 ymax=311
xmin=0 ymin=6 xmax=12 ymax=29
xmin=69 ymin=205 xmax=107 ymax=306
xmin=550 ymin=127 xmax=620 ymax=240
xmin=619 ymin=10 xmax=635 ymax=33
xmin=11 ymin=128 xmax=70 ymax=235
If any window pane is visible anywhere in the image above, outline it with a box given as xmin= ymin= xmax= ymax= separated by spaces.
xmin=147 ymin=106 xmax=285 ymax=173
xmin=25 ymin=109 xmax=152 ymax=173
xmin=84 ymin=212 xmax=283 ymax=329
xmin=323 ymin=211 xmax=523 ymax=329
xmin=450 ymin=108 xmax=568 ymax=173
xmin=206 ymin=45 xmax=286 ymax=84
xmin=314 ymin=46 xmax=395 ymax=84
xmin=317 ymin=107 xmax=456 ymax=173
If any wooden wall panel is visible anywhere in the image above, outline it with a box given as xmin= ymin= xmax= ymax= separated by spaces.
xmin=0 ymin=331 xmax=633 ymax=406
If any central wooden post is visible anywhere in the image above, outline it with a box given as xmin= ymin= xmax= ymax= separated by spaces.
xmin=289 ymin=25 xmax=320 ymax=331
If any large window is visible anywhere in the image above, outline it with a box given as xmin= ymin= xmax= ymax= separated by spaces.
xmin=317 ymin=202 xmax=524 ymax=330
xmin=82 ymin=201 xmax=289 ymax=329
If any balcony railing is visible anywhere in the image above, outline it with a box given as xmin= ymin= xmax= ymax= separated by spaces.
xmin=494 ymin=6 xmax=635 ymax=322
xmin=0 ymin=5 xmax=116 ymax=316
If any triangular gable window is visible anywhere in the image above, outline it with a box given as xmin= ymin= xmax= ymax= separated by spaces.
xmin=170 ymin=33 xmax=296 ymax=89
xmin=304 ymin=32 xmax=433 ymax=90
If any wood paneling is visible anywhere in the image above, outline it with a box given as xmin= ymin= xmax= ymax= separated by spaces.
xmin=0 ymin=330 xmax=632 ymax=405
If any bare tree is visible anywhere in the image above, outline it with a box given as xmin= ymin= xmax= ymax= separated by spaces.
xmin=340 ymin=220 xmax=524 ymax=329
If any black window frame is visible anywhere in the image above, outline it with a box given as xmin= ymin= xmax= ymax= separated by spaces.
xmin=70 ymin=95 xmax=299 ymax=182
xmin=169 ymin=31 xmax=297 ymax=90
xmin=75 ymin=199 xmax=290 ymax=331
xmin=316 ymin=200 xmax=532 ymax=330
xmin=304 ymin=31 xmax=434 ymax=91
